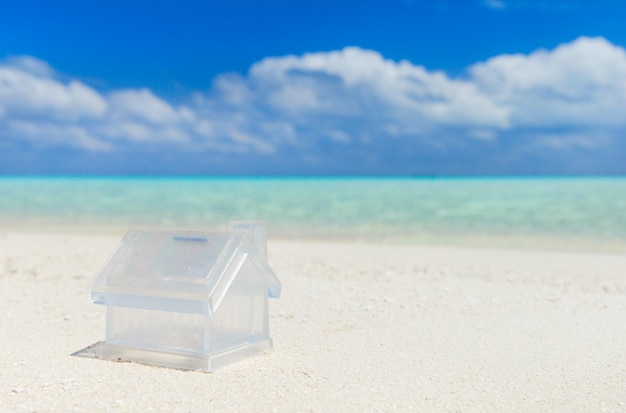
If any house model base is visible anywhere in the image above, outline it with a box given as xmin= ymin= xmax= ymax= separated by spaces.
xmin=88 ymin=221 xmax=281 ymax=372
xmin=92 ymin=337 xmax=273 ymax=372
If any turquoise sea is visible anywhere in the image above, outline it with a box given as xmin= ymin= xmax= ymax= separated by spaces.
xmin=1 ymin=177 xmax=625 ymax=251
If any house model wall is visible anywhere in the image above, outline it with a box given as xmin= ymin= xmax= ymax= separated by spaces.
xmin=89 ymin=220 xmax=281 ymax=372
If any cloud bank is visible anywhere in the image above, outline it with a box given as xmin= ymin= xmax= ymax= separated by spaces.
xmin=481 ymin=0 xmax=584 ymax=10
xmin=1 ymin=36 xmax=626 ymax=173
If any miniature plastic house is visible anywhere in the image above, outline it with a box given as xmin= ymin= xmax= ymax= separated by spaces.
xmin=88 ymin=221 xmax=281 ymax=372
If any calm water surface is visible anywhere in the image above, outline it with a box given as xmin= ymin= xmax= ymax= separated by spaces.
xmin=1 ymin=177 xmax=625 ymax=250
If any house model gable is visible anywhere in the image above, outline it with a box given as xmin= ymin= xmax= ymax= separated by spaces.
xmin=88 ymin=220 xmax=281 ymax=372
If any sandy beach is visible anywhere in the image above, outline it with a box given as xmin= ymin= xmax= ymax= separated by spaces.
xmin=2 ymin=231 xmax=626 ymax=412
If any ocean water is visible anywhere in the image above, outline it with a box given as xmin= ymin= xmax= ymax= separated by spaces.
xmin=1 ymin=176 xmax=625 ymax=251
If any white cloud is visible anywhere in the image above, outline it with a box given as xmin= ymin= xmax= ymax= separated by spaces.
xmin=483 ymin=0 xmax=507 ymax=9
xmin=0 ymin=64 xmax=107 ymax=120
xmin=3 ymin=55 xmax=56 ymax=78
xmin=470 ymin=37 xmax=626 ymax=128
xmin=108 ymin=88 xmax=182 ymax=124
xmin=247 ymin=47 xmax=509 ymax=128
xmin=482 ymin=0 xmax=581 ymax=11
xmin=7 ymin=120 xmax=111 ymax=151
xmin=0 ymin=59 xmax=200 ymax=150
xmin=97 ymin=121 xmax=153 ymax=142
xmin=326 ymin=130 xmax=352 ymax=143
xmin=2 ymin=37 xmax=626 ymax=155
xmin=532 ymin=132 xmax=605 ymax=149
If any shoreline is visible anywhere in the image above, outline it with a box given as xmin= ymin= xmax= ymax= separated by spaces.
xmin=2 ymin=223 xmax=626 ymax=254
xmin=2 ymin=231 xmax=626 ymax=411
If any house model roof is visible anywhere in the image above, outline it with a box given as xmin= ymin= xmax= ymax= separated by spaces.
xmin=90 ymin=229 xmax=281 ymax=315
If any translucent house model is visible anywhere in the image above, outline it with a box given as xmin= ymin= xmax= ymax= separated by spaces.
xmin=88 ymin=221 xmax=281 ymax=372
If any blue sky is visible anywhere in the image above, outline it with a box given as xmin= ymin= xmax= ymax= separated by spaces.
xmin=1 ymin=0 xmax=626 ymax=175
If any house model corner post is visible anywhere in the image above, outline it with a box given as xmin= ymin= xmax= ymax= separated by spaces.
xmin=229 ymin=220 xmax=268 ymax=262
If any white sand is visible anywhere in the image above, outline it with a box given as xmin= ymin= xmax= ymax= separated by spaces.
xmin=2 ymin=231 xmax=626 ymax=412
